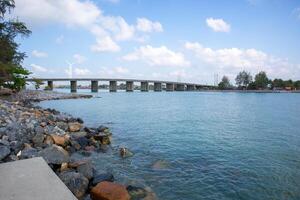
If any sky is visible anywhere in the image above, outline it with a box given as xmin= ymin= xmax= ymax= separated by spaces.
xmin=10 ymin=0 xmax=300 ymax=85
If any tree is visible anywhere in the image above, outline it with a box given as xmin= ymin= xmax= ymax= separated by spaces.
xmin=272 ymin=78 xmax=284 ymax=89
xmin=235 ymin=71 xmax=252 ymax=89
xmin=294 ymin=80 xmax=300 ymax=90
xmin=32 ymin=78 xmax=44 ymax=90
xmin=218 ymin=76 xmax=231 ymax=90
xmin=254 ymin=71 xmax=269 ymax=89
xmin=0 ymin=0 xmax=31 ymax=90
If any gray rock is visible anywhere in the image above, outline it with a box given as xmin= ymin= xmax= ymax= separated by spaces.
xmin=0 ymin=139 xmax=10 ymax=146
xmin=34 ymin=126 xmax=45 ymax=135
xmin=77 ymin=160 xmax=94 ymax=180
xmin=59 ymin=171 xmax=89 ymax=199
xmin=20 ymin=147 xmax=38 ymax=159
xmin=126 ymin=185 xmax=147 ymax=200
xmin=92 ymin=173 xmax=114 ymax=186
xmin=56 ymin=121 xmax=68 ymax=131
xmin=39 ymin=145 xmax=69 ymax=164
xmin=0 ymin=145 xmax=11 ymax=160
xmin=32 ymin=133 xmax=45 ymax=147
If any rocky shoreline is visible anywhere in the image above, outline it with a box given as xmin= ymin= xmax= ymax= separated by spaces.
xmin=0 ymin=90 xmax=156 ymax=200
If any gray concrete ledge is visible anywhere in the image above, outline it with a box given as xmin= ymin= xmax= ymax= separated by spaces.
xmin=0 ymin=157 xmax=77 ymax=200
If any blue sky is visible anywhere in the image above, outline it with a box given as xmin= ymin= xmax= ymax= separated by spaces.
xmin=12 ymin=0 xmax=300 ymax=84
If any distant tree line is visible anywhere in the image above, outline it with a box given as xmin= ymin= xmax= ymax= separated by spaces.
xmin=218 ymin=70 xmax=300 ymax=90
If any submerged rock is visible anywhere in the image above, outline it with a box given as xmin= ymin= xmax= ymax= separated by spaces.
xmin=39 ymin=144 xmax=69 ymax=164
xmin=77 ymin=160 xmax=94 ymax=180
xmin=92 ymin=173 xmax=114 ymax=186
xmin=59 ymin=171 xmax=89 ymax=199
xmin=126 ymin=185 xmax=147 ymax=200
xmin=152 ymin=160 xmax=170 ymax=170
xmin=91 ymin=181 xmax=130 ymax=200
xmin=119 ymin=147 xmax=134 ymax=158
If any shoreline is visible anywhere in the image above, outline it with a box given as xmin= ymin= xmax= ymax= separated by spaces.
xmin=0 ymin=90 xmax=156 ymax=200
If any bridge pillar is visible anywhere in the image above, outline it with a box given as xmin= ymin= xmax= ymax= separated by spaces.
xmin=187 ymin=85 xmax=195 ymax=91
xmin=126 ymin=81 xmax=133 ymax=92
xmin=176 ymin=84 xmax=185 ymax=91
xmin=166 ymin=83 xmax=174 ymax=91
xmin=47 ymin=81 xmax=53 ymax=90
xmin=70 ymin=81 xmax=77 ymax=93
xmin=141 ymin=81 xmax=149 ymax=92
xmin=91 ymin=80 xmax=98 ymax=92
xmin=109 ymin=81 xmax=117 ymax=92
xmin=154 ymin=82 xmax=162 ymax=92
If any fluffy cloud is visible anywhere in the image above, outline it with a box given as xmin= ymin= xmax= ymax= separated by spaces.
xmin=30 ymin=64 xmax=48 ymax=72
xmin=98 ymin=66 xmax=129 ymax=77
xmin=32 ymin=50 xmax=48 ymax=58
xmin=136 ymin=18 xmax=163 ymax=32
xmin=74 ymin=68 xmax=91 ymax=76
xmin=185 ymin=42 xmax=299 ymax=79
xmin=123 ymin=45 xmax=190 ymax=67
xmin=14 ymin=0 xmax=163 ymax=53
xmin=206 ymin=18 xmax=231 ymax=32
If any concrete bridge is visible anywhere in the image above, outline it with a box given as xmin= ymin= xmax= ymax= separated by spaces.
xmin=26 ymin=78 xmax=215 ymax=92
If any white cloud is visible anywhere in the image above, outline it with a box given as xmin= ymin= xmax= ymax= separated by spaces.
xmin=13 ymin=0 xmax=163 ymax=53
xmin=206 ymin=18 xmax=231 ymax=32
xmin=185 ymin=42 xmax=299 ymax=79
xmin=98 ymin=66 xmax=129 ymax=77
xmin=32 ymin=50 xmax=48 ymax=58
xmin=73 ymin=54 xmax=86 ymax=64
xmin=14 ymin=0 xmax=101 ymax=27
xmin=74 ymin=68 xmax=91 ymax=76
xmin=30 ymin=64 xmax=48 ymax=72
xmin=136 ymin=18 xmax=163 ymax=32
xmin=123 ymin=45 xmax=190 ymax=67
xmin=91 ymin=36 xmax=121 ymax=52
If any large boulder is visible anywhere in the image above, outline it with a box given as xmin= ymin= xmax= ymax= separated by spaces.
xmin=90 ymin=181 xmax=130 ymax=200
xmin=0 ymin=145 xmax=10 ymax=160
xmin=59 ymin=171 xmax=89 ymax=199
xmin=77 ymin=160 xmax=94 ymax=180
xmin=69 ymin=122 xmax=82 ymax=132
xmin=39 ymin=145 xmax=69 ymax=164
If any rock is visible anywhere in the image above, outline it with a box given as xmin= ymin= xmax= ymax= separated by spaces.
xmin=90 ymin=181 xmax=130 ymax=200
xmin=40 ymin=122 xmax=47 ymax=127
xmin=77 ymin=160 xmax=94 ymax=180
xmin=70 ymin=131 xmax=87 ymax=138
xmin=85 ymin=145 xmax=96 ymax=152
xmin=152 ymin=160 xmax=170 ymax=170
xmin=32 ymin=133 xmax=45 ymax=147
xmin=97 ymin=125 xmax=109 ymax=132
xmin=68 ymin=159 xmax=90 ymax=168
xmin=126 ymin=185 xmax=147 ymax=200
xmin=0 ymin=139 xmax=10 ymax=146
xmin=56 ymin=121 xmax=69 ymax=131
xmin=0 ymin=145 xmax=10 ymax=160
xmin=119 ymin=147 xmax=134 ymax=158
xmin=60 ymin=162 xmax=69 ymax=172
xmin=51 ymin=134 xmax=69 ymax=147
xmin=69 ymin=122 xmax=82 ymax=132
xmin=44 ymin=135 xmax=54 ymax=145
xmin=20 ymin=147 xmax=38 ymax=159
xmin=92 ymin=173 xmax=114 ymax=186
xmin=59 ymin=171 xmax=89 ymax=199
xmin=75 ymin=137 xmax=89 ymax=148
xmin=70 ymin=140 xmax=81 ymax=150
xmin=34 ymin=126 xmax=45 ymax=135
xmin=39 ymin=145 xmax=69 ymax=164
xmin=93 ymin=134 xmax=111 ymax=145
xmin=50 ymin=126 xmax=66 ymax=136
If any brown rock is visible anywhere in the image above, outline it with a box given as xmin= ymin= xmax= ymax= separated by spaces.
xmin=40 ymin=122 xmax=47 ymax=127
xmin=68 ymin=122 xmax=82 ymax=132
xmin=91 ymin=181 xmax=130 ymax=200
xmin=60 ymin=162 xmax=69 ymax=172
xmin=44 ymin=135 xmax=54 ymax=145
xmin=68 ymin=159 xmax=89 ymax=168
xmin=85 ymin=145 xmax=96 ymax=152
xmin=51 ymin=134 xmax=69 ymax=147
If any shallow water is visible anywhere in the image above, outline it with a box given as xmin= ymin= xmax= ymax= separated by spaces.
xmin=39 ymin=90 xmax=300 ymax=200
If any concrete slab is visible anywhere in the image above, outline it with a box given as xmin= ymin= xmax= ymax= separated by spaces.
xmin=0 ymin=157 xmax=77 ymax=200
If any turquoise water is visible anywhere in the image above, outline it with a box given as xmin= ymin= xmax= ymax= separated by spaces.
xmin=39 ymin=90 xmax=300 ymax=200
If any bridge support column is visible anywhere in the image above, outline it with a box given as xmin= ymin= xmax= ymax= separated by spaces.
xmin=109 ymin=81 xmax=117 ymax=92
xmin=166 ymin=83 xmax=174 ymax=91
xmin=70 ymin=81 xmax=77 ymax=93
xmin=126 ymin=81 xmax=133 ymax=92
xmin=154 ymin=82 xmax=162 ymax=92
xmin=187 ymin=85 xmax=195 ymax=91
xmin=176 ymin=84 xmax=185 ymax=91
xmin=141 ymin=82 xmax=149 ymax=92
xmin=91 ymin=81 xmax=98 ymax=92
xmin=47 ymin=81 xmax=53 ymax=90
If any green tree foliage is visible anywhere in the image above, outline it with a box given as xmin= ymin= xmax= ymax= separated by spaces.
xmin=235 ymin=70 xmax=252 ymax=89
xmin=254 ymin=71 xmax=269 ymax=89
xmin=32 ymin=78 xmax=44 ymax=90
xmin=218 ymin=76 xmax=231 ymax=90
xmin=0 ymin=0 xmax=31 ymax=90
